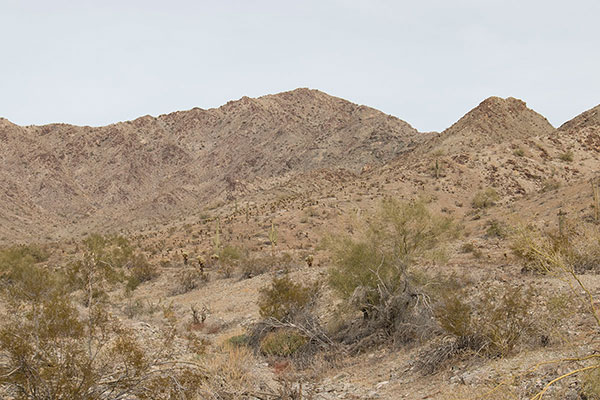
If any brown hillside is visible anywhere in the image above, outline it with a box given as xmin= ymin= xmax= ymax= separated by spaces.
xmin=559 ymin=104 xmax=600 ymax=132
xmin=422 ymin=96 xmax=555 ymax=154
xmin=558 ymin=104 xmax=600 ymax=153
xmin=0 ymin=88 xmax=423 ymax=241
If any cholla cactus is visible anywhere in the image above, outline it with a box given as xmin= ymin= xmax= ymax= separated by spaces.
xmin=213 ymin=217 xmax=221 ymax=252
xmin=557 ymin=209 xmax=567 ymax=236
xmin=305 ymin=254 xmax=314 ymax=267
xmin=269 ymin=221 xmax=277 ymax=257
xmin=592 ymin=176 xmax=600 ymax=222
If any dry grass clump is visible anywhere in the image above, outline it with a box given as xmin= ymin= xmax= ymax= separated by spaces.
xmin=582 ymin=368 xmax=600 ymax=399
xmin=198 ymin=345 xmax=260 ymax=398
xmin=240 ymin=253 xmax=295 ymax=280
xmin=512 ymin=224 xmax=600 ymax=274
xmin=260 ymin=329 xmax=308 ymax=357
xmin=170 ymin=268 xmax=209 ymax=296
xmin=485 ymin=218 xmax=509 ymax=238
xmin=472 ymin=187 xmax=500 ymax=209
xmin=540 ymin=178 xmax=561 ymax=193
xmin=559 ymin=150 xmax=574 ymax=162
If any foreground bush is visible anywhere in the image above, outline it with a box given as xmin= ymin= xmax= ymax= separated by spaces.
xmin=0 ymin=244 xmax=49 ymax=270
xmin=434 ymin=283 xmax=539 ymax=357
xmin=0 ymin=267 xmax=205 ymax=399
xmin=0 ymin=238 xmax=275 ymax=399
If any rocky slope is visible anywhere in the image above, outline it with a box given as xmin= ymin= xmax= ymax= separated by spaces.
xmin=558 ymin=104 xmax=600 ymax=153
xmin=0 ymin=89 xmax=424 ymax=241
xmin=421 ymin=96 xmax=555 ymax=154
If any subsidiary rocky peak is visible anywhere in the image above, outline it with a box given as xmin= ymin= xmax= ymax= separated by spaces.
xmin=428 ymin=96 xmax=555 ymax=153
xmin=559 ymin=104 xmax=600 ymax=132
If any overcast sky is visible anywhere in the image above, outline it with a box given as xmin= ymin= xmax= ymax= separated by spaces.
xmin=1 ymin=0 xmax=599 ymax=132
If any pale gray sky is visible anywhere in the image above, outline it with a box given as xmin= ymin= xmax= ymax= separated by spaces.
xmin=1 ymin=0 xmax=599 ymax=132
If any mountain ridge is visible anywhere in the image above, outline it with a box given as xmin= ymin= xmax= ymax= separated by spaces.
xmin=0 ymin=88 xmax=424 ymax=241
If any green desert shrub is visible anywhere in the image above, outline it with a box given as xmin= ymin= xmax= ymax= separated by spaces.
xmin=170 ymin=268 xmax=209 ymax=296
xmin=227 ymin=334 xmax=250 ymax=348
xmin=126 ymin=254 xmax=158 ymax=292
xmin=0 ymin=294 xmax=206 ymax=399
xmin=0 ymin=244 xmax=49 ymax=269
xmin=218 ymin=245 xmax=246 ymax=266
xmin=434 ymin=283 xmax=540 ymax=358
xmin=258 ymin=275 xmax=316 ymax=322
xmin=0 ymin=245 xmax=56 ymax=303
xmin=327 ymin=198 xmax=458 ymax=308
xmin=67 ymin=234 xmax=156 ymax=300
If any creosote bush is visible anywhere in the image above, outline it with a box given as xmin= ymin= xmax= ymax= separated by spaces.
xmin=416 ymin=282 xmax=548 ymax=375
xmin=258 ymin=275 xmax=317 ymax=322
xmin=0 ymin=250 xmax=206 ymax=399
xmin=0 ymin=244 xmax=49 ymax=269
xmin=438 ymin=283 xmax=538 ymax=357
xmin=170 ymin=268 xmax=209 ymax=296
xmin=67 ymin=234 xmax=158 ymax=303
xmin=126 ymin=253 xmax=158 ymax=292
xmin=483 ymin=222 xmax=600 ymax=398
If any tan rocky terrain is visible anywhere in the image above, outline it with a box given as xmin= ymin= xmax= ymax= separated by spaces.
xmin=0 ymin=88 xmax=427 ymax=243
xmin=1 ymin=90 xmax=600 ymax=399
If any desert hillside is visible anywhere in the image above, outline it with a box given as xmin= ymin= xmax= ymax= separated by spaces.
xmin=1 ymin=90 xmax=600 ymax=400
xmin=0 ymin=88 xmax=427 ymax=243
